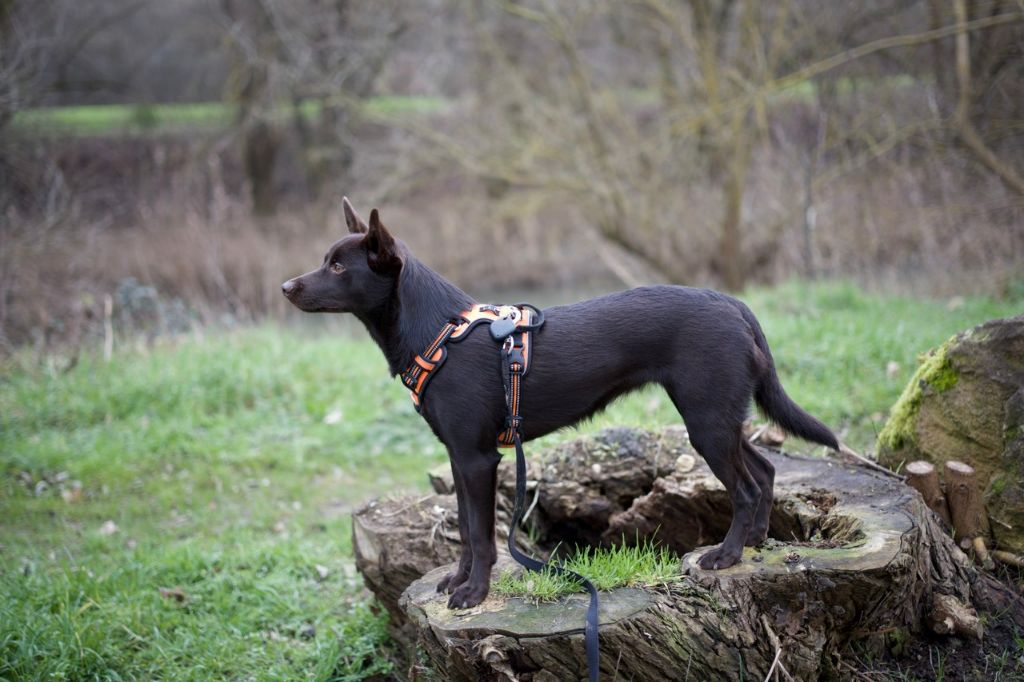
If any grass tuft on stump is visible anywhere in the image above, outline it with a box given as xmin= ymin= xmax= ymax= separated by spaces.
xmin=493 ymin=540 xmax=682 ymax=602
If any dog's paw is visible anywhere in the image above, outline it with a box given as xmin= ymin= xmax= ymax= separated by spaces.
xmin=436 ymin=570 xmax=469 ymax=594
xmin=447 ymin=582 xmax=489 ymax=609
xmin=697 ymin=545 xmax=742 ymax=570
xmin=744 ymin=527 xmax=768 ymax=547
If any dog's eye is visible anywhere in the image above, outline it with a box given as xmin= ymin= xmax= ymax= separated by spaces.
xmin=329 ymin=262 xmax=345 ymax=275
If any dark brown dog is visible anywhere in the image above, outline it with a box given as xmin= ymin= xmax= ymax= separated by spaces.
xmin=283 ymin=198 xmax=838 ymax=609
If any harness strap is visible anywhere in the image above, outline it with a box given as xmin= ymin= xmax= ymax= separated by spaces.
xmin=502 ymin=341 xmax=600 ymax=682
xmin=400 ymin=304 xmax=540 ymax=412
xmin=400 ymin=320 xmax=460 ymax=407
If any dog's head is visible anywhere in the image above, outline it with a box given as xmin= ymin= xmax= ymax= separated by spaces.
xmin=282 ymin=198 xmax=403 ymax=313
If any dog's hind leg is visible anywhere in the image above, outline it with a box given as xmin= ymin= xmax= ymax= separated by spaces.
xmin=693 ymin=430 xmax=760 ymax=569
xmin=446 ymin=448 xmax=501 ymax=609
xmin=437 ymin=461 xmax=472 ymax=594
xmin=679 ymin=411 xmax=761 ymax=570
xmin=741 ymin=439 xmax=775 ymax=546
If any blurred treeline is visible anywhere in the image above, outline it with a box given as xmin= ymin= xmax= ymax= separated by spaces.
xmin=1 ymin=0 xmax=1022 ymax=352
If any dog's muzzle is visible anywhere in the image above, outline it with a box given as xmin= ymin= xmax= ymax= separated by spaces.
xmin=281 ymin=279 xmax=302 ymax=298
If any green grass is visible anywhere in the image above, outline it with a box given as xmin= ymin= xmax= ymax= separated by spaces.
xmin=1 ymin=281 xmax=1021 ymax=678
xmin=1 ymin=326 xmax=439 ymax=680
xmin=10 ymin=95 xmax=448 ymax=137
xmin=494 ymin=539 xmax=681 ymax=602
xmin=9 ymin=73 xmax=912 ymax=138
xmin=11 ymin=102 xmax=233 ymax=136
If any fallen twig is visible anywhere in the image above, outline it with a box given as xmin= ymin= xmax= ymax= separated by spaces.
xmin=379 ymin=494 xmax=435 ymax=517
xmin=836 ymin=443 xmax=903 ymax=479
xmin=760 ymin=615 xmax=795 ymax=682
xmin=522 ymin=482 xmax=541 ymax=523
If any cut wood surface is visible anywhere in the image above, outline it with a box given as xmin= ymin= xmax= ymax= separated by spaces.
xmin=905 ymin=460 xmax=952 ymax=525
xmin=352 ymin=428 xmax=1024 ymax=681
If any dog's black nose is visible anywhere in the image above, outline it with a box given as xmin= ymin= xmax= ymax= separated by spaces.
xmin=281 ymin=279 xmax=301 ymax=297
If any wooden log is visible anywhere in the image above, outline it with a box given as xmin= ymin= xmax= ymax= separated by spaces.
xmin=992 ymin=550 xmax=1024 ymax=568
xmin=944 ymin=460 xmax=991 ymax=543
xmin=972 ymin=536 xmax=995 ymax=570
xmin=376 ymin=431 xmax=1024 ymax=680
xmin=905 ymin=460 xmax=952 ymax=525
xmin=926 ymin=593 xmax=983 ymax=640
xmin=401 ymin=457 xmax=984 ymax=680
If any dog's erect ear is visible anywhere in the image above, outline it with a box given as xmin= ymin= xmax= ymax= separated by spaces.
xmin=342 ymin=196 xmax=368 ymax=234
xmin=365 ymin=208 xmax=402 ymax=273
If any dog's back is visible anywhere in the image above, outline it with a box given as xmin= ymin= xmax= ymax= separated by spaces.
xmin=512 ymin=285 xmax=765 ymax=440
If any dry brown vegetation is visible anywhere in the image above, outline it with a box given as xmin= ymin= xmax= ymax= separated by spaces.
xmin=1 ymin=0 xmax=1022 ymax=351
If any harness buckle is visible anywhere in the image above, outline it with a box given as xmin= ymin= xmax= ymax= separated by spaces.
xmin=491 ymin=318 xmax=517 ymax=341
xmin=490 ymin=305 xmax=521 ymax=341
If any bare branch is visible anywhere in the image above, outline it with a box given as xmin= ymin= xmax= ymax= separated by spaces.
xmin=953 ymin=0 xmax=1024 ymax=195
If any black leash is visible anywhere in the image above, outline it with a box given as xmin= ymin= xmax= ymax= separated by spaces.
xmin=401 ymin=302 xmax=600 ymax=679
xmin=501 ymin=322 xmax=601 ymax=682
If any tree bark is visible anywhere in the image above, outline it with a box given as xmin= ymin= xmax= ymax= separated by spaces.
xmin=926 ymin=593 xmax=982 ymax=639
xmin=944 ymin=460 xmax=989 ymax=541
xmin=222 ymin=0 xmax=282 ymax=216
xmin=718 ymin=107 xmax=751 ymax=292
xmin=243 ymin=120 xmax=279 ymax=216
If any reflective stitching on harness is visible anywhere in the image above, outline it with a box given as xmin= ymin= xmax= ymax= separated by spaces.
xmin=399 ymin=304 xmax=537 ymax=419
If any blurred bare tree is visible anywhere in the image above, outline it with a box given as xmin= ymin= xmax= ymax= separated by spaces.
xmin=408 ymin=0 xmax=1023 ymax=290
xmin=1 ymin=0 xmax=1022 ymax=349
xmin=217 ymin=0 xmax=415 ymax=214
xmin=0 ymin=0 xmax=51 ymax=130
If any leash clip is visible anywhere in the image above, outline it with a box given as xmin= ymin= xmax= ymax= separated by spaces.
xmin=502 ymin=335 xmax=515 ymax=354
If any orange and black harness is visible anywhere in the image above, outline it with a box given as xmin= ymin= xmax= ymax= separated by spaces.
xmin=400 ymin=303 xmax=541 ymax=445
xmin=400 ymin=303 xmax=601 ymax=682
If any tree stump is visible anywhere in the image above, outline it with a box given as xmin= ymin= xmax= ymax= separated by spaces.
xmin=904 ymin=460 xmax=952 ymax=525
xmin=353 ymin=428 xmax=1024 ymax=680
xmin=878 ymin=315 xmax=1024 ymax=552
xmin=944 ymin=460 xmax=991 ymax=542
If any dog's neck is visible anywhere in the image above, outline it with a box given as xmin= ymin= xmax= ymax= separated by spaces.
xmin=356 ymin=254 xmax=474 ymax=376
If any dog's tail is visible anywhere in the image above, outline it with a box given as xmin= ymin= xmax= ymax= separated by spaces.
xmin=739 ymin=303 xmax=839 ymax=450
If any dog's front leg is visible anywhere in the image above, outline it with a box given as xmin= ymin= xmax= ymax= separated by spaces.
xmin=447 ymin=449 xmax=500 ymax=609
xmin=437 ymin=461 xmax=472 ymax=594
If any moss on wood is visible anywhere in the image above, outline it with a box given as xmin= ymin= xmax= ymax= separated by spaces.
xmin=876 ymin=316 xmax=1024 ymax=551
xmin=878 ymin=339 xmax=959 ymax=453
